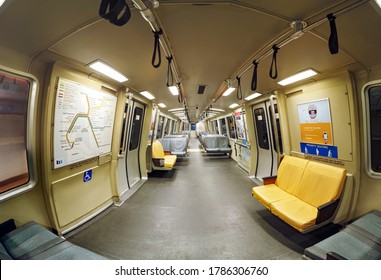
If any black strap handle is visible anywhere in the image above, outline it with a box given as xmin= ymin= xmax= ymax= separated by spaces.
xmin=177 ymin=83 xmax=183 ymax=103
xmin=99 ymin=0 xmax=131 ymax=27
xmin=269 ymin=45 xmax=279 ymax=79
xmin=251 ymin=60 xmax=259 ymax=91
xmin=166 ymin=56 xmax=174 ymax=87
xmin=236 ymin=76 xmax=243 ymax=100
xmin=152 ymin=29 xmax=163 ymax=68
xmin=327 ymin=13 xmax=339 ymax=54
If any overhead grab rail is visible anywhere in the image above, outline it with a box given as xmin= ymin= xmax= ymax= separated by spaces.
xmin=219 ymin=0 xmax=369 ymax=102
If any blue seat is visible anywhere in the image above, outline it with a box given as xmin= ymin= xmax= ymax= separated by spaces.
xmin=304 ymin=210 xmax=381 ymax=260
xmin=0 ymin=220 xmax=107 ymax=260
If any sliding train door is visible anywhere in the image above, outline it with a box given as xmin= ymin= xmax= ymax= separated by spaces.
xmin=252 ymin=97 xmax=283 ymax=182
xmin=126 ymin=100 xmax=145 ymax=187
xmin=116 ymin=97 xmax=145 ymax=202
xmin=117 ymin=102 xmax=130 ymax=197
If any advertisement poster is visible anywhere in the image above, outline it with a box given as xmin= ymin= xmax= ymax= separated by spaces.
xmin=297 ymin=98 xmax=333 ymax=145
xmin=235 ymin=111 xmax=247 ymax=140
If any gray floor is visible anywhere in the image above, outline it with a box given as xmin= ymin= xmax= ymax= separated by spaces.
xmin=66 ymin=137 xmax=340 ymax=260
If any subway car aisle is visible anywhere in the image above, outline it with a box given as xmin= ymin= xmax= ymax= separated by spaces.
xmin=66 ymin=137 xmax=333 ymax=260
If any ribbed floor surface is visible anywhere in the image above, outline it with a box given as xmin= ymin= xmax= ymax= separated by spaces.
xmin=66 ymin=137 xmax=339 ymax=260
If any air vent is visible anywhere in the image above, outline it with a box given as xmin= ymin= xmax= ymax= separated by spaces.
xmin=197 ymin=84 xmax=207 ymax=94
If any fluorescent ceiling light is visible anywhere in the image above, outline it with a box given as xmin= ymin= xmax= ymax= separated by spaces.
xmin=376 ymin=0 xmax=381 ymax=8
xmin=278 ymin=69 xmax=317 ymax=86
xmin=168 ymin=85 xmax=179 ymax=95
xmin=229 ymin=103 xmax=239 ymax=109
xmin=89 ymin=61 xmax=128 ymax=83
xmin=222 ymin=87 xmax=236 ymax=96
xmin=0 ymin=0 xmax=6 ymax=7
xmin=168 ymin=108 xmax=184 ymax=112
xmin=210 ymin=108 xmax=225 ymax=112
xmin=158 ymin=103 xmax=166 ymax=108
xmin=245 ymin=92 xmax=262 ymax=101
xmin=140 ymin=90 xmax=155 ymax=100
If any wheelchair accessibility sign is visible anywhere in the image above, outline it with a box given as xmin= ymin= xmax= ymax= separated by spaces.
xmin=83 ymin=170 xmax=92 ymax=182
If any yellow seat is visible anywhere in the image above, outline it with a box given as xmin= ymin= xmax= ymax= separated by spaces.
xmin=152 ymin=141 xmax=177 ymax=169
xmin=252 ymin=155 xmax=347 ymax=233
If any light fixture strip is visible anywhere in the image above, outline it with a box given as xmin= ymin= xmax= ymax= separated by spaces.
xmin=140 ymin=91 xmax=155 ymax=100
xmin=277 ymin=69 xmax=317 ymax=86
xmin=244 ymin=92 xmax=262 ymax=101
xmin=168 ymin=85 xmax=179 ymax=95
xmin=89 ymin=61 xmax=128 ymax=83
xmin=222 ymin=87 xmax=236 ymax=96
xmin=229 ymin=103 xmax=239 ymax=109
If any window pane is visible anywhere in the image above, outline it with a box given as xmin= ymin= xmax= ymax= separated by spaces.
xmin=0 ymin=72 xmax=30 ymax=193
xmin=254 ymin=108 xmax=269 ymax=150
xmin=369 ymin=86 xmax=381 ymax=172
xmin=129 ymin=107 xmax=144 ymax=151
xmin=227 ymin=116 xmax=236 ymax=139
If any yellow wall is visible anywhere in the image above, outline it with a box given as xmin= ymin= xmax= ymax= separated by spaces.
xmin=41 ymin=61 xmax=121 ymax=233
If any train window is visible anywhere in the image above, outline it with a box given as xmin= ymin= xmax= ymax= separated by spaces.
xmin=221 ymin=118 xmax=227 ymax=136
xmin=254 ymin=108 xmax=269 ymax=150
xmin=268 ymin=104 xmax=283 ymax=154
xmin=129 ymin=107 xmax=144 ymax=151
xmin=227 ymin=116 xmax=236 ymax=139
xmin=157 ymin=116 xmax=164 ymax=138
xmin=364 ymin=82 xmax=381 ymax=177
xmin=0 ymin=68 xmax=38 ymax=201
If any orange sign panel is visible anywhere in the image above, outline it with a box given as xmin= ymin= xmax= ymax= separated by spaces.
xmin=300 ymin=122 xmax=332 ymax=145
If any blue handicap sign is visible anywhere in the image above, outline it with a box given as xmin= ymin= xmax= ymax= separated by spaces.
xmin=300 ymin=142 xmax=338 ymax=158
xmin=83 ymin=170 xmax=92 ymax=182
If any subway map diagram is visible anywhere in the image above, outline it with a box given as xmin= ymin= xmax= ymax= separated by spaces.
xmin=53 ymin=77 xmax=117 ymax=169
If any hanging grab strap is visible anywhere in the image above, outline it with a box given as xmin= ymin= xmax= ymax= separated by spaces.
xmin=269 ymin=45 xmax=279 ymax=79
xmin=236 ymin=76 xmax=243 ymax=100
xmin=166 ymin=56 xmax=174 ymax=87
xmin=251 ymin=60 xmax=259 ymax=91
xmin=99 ymin=0 xmax=131 ymax=26
xmin=152 ymin=29 xmax=163 ymax=68
xmin=327 ymin=13 xmax=339 ymax=54
xmin=177 ymin=83 xmax=183 ymax=103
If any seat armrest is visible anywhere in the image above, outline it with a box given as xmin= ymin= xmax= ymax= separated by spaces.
xmin=316 ymin=200 xmax=340 ymax=224
xmin=152 ymin=158 xmax=164 ymax=167
xmin=262 ymin=176 xmax=277 ymax=185
xmin=326 ymin=251 xmax=347 ymax=260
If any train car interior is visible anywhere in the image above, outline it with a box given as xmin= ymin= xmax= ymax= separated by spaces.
xmin=1 ymin=0 xmax=381 ymax=262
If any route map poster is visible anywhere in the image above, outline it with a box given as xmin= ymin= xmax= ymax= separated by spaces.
xmin=53 ymin=77 xmax=117 ymax=169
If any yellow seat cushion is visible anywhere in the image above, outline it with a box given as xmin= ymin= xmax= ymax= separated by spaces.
xmin=271 ymin=197 xmax=318 ymax=232
xmin=275 ymin=155 xmax=308 ymax=196
xmin=164 ymin=155 xmax=177 ymax=168
xmin=252 ymin=184 xmax=294 ymax=210
xmin=296 ymin=161 xmax=347 ymax=207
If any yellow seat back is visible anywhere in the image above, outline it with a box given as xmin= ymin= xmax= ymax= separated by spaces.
xmin=152 ymin=141 xmax=165 ymax=158
xmin=296 ymin=161 xmax=347 ymax=207
xmin=275 ymin=155 xmax=308 ymax=196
